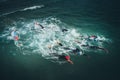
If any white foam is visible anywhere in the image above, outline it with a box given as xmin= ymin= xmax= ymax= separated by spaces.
xmin=71 ymin=29 xmax=80 ymax=37
xmin=21 ymin=5 xmax=44 ymax=11
xmin=0 ymin=10 xmax=18 ymax=17
xmin=0 ymin=17 xmax=111 ymax=63
xmin=0 ymin=5 xmax=44 ymax=17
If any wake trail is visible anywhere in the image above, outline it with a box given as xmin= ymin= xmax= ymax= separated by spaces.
xmin=0 ymin=5 xmax=44 ymax=17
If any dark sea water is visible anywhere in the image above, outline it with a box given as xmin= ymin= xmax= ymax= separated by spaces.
xmin=0 ymin=0 xmax=120 ymax=80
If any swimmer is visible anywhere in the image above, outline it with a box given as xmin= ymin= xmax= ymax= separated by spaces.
xmin=78 ymin=35 xmax=97 ymax=41
xmin=62 ymin=29 xmax=68 ymax=32
xmin=62 ymin=46 xmax=89 ymax=57
xmin=81 ymin=44 xmax=109 ymax=53
xmin=34 ymin=22 xmax=44 ymax=29
xmin=89 ymin=35 xmax=97 ymax=40
xmin=71 ymin=48 xmax=83 ymax=55
xmin=59 ymin=55 xmax=73 ymax=64
xmin=87 ymin=35 xmax=104 ymax=42
xmin=70 ymin=48 xmax=90 ymax=58
xmin=50 ymin=53 xmax=73 ymax=64
xmin=11 ymin=29 xmax=19 ymax=41
xmin=56 ymin=40 xmax=63 ymax=46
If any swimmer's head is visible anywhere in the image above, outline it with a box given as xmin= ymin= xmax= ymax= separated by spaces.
xmin=56 ymin=39 xmax=60 ymax=44
xmin=35 ymin=22 xmax=39 ymax=25
xmin=47 ymin=45 xmax=52 ymax=49
xmin=77 ymin=51 xmax=84 ymax=55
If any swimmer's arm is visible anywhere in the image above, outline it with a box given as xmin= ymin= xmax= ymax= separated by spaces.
xmin=39 ymin=24 xmax=44 ymax=29
xmin=98 ymin=47 xmax=109 ymax=53
xmin=67 ymin=60 xmax=74 ymax=64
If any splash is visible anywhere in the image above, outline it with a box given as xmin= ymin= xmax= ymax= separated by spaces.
xmin=0 ymin=17 xmax=111 ymax=63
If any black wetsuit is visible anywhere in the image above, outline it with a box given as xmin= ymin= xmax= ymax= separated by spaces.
xmin=81 ymin=44 xmax=107 ymax=52
xmin=62 ymin=29 xmax=68 ymax=32
xmin=81 ymin=45 xmax=99 ymax=49
xmin=89 ymin=46 xmax=99 ymax=49
xmin=72 ymin=48 xmax=80 ymax=53
xmin=58 ymin=43 xmax=63 ymax=46
xmin=39 ymin=24 xmax=44 ymax=29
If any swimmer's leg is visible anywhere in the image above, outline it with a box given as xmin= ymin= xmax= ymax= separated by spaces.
xmin=98 ymin=47 xmax=109 ymax=53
